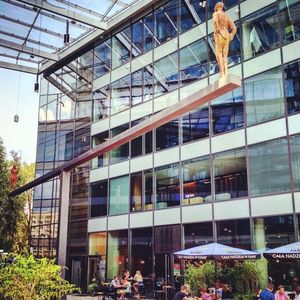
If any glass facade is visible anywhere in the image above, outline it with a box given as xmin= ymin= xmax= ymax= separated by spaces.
xmin=33 ymin=0 xmax=300 ymax=293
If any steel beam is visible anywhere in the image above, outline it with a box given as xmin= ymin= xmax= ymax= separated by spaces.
xmin=0 ymin=38 xmax=58 ymax=61
xmin=9 ymin=74 xmax=241 ymax=197
xmin=16 ymin=0 xmax=107 ymax=30
xmin=0 ymin=29 xmax=60 ymax=51
xmin=0 ymin=61 xmax=38 ymax=74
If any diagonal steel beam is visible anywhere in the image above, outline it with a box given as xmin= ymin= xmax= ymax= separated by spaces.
xmin=0 ymin=61 xmax=38 ymax=74
xmin=0 ymin=38 xmax=58 ymax=60
xmin=0 ymin=52 xmax=40 ymax=64
xmin=1 ymin=0 xmax=91 ymax=31
xmin=9 ymin=75 xmax=241 ymax=197
xmin=16 ymin=0 xmax=107 ymax=30
xmin=0 ymin=29 xmax=60 ymax=51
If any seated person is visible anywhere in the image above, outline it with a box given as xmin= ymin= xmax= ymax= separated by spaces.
xmin=173 ymin=284 xmax=190 ymax=300
xmin=200 ymin=287 xmax=213 ymax=300
xmin=110 ymin=275 xmax=121 ymax=292
xmin=119 ymin=275 xmax=132 ymax=300
xmin=133 ymin=270 xmax=145 ymax=294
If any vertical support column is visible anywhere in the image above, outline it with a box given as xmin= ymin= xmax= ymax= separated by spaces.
xmin=58 ymin=171 xmax=71 ymax=277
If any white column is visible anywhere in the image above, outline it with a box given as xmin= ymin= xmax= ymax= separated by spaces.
xmin=58 ymin=171 xmax=71 ymax=277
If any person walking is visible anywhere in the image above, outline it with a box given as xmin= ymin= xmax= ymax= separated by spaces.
xmin=260 ymin=283 xmax=275 ymax=300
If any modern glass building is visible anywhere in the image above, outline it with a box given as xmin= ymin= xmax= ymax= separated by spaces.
xmin=30 ymin=0 xmax=300 ymax=292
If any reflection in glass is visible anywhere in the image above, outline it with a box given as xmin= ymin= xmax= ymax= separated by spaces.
xmin=211 ymin=87 xmax=244 ymax=134
xmin=214 ymin=148 xmax=248 ymax=200
xmin=109 ymin=176 xmax=129 ymax=216
xmin=93 ymin=130 xmax=109 ymax=167
xmin=182 ymin=107 xmax=209 ymax=143
xmin=249 ymin=138 xmax=290 ymax=196
xmin=155 ymin=163 xmax=180 ymax=208
xmin=144 ymin=13 xmax=155 ymax=52
xmin=111 ymin=75 xmax=130 ymax=115
xmin=131 ymin=119 xmax=142 ymax=158
xmin=217 ymin=219 xmax=251 ymax=249
xmin=130 ymin=172 xmax=142 ymax=212
xmin=184 ymin=222 xmax=213 ymax=248
xmin=156 ymin=119 xmax=179 ymax=150
xmin=279 ymin=0 xmax=300 ymax=44
xmin=253 ymin=215 xmax=295 ymax=251
xmin=190 ymin=0 xmax=206 ymax=23
xmin=180 ymin=39 xmax=208 ymax=86
xmin=132 ymin=20 xmax=143 ymax=54
xmin=178 ymin=0 xmax=195 ymax=33
xmin=242 ymin=5 xmax=279 ymax=60
xmin=245 ymin=68 xmax=285 ymax=125
xmin=154 ymin=0 xmax=178 ymax=45
xmin=110 ymin=124 xmax=129 ymax=163
xmin=93 ymin=85 xmax=110 ymax=120
xmin=107 ymin=230 xmax=128 ymax=279
xmin=154 ymin=52 xmax=178 ymax=96
xmin=112 ymin=34 xmax=130 ymax=69
xmin=89 ymin=232 xmax=107 ymax=256
xmin=290 ymin=135 xmax=300 ymax=190
xmin=94 ymin=39 xmax=111 ymax=79
xmin=131 ymin=69 xmax=143 ymax=105
xmin=182 ymin=157 xmax=211 ymax=204
xmin=131 ymin=228 xmax=153 ymax=278
xmin=90 ymin=181 xmax=108 ymax=218
xmin=284 ymin=60 xmax=300 ymax=114
xmin=144 ymin=169 xmax=153 ymax=210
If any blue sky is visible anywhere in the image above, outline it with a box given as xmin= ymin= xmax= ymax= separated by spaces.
xmin=0 ymin=68 xmax=39 ymax=163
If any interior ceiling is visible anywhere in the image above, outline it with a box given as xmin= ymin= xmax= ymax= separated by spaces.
xmin=0 ymin=0 xmax=141 ymax=75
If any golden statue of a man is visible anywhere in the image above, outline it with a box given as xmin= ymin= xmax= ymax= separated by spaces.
xmin=213 ymin=2 xmax=237 ymax=79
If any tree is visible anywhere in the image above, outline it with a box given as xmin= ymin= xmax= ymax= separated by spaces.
xmin=0 ymin=137 xmax=10 ymax=251
xmin=0 ymin=254 xmax=79 ymax=300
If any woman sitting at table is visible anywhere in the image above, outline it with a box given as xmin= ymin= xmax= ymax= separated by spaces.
xmin=118 ymin=275 xmax=132 ymax=300
xmin=133 ymin=270 xmax=145 ymax=294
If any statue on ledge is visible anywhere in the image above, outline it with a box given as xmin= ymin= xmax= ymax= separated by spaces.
xmin=213 ymin=2 xmax=237 ymax=79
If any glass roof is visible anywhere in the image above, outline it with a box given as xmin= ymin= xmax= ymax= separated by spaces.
xmin=0 ymin=0 xmax=141 ymax=70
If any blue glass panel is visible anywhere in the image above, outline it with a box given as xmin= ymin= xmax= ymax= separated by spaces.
xmin=190 ymin=0 xmax=206 ymax=23
xmin=284 ymin=60 xmax=300 ymax=114
xmin=111 ymin=75 xmax=131 ymax=115
xmin=211 ymin=87 xmax=244 ymax=134
xmin=94 ymin=39 xmax=111 ymax=79
xmin=144 ymin=13 xmax=154 ymax=52
xmin=132 ymin=20 xmax=143 ymax=55
xmin=154 ymin=0 xmax=178 ymax=45
xmin=178 ymin=0 xmax=196 ymax=33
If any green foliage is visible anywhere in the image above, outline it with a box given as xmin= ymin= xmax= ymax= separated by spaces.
xmin=0 ymin=144 xmax=35 ymax=254
xmin=184 ymin=261 xmax=218 ymax=294
xmin=185 ymin=260 xmax=261 ymax=296
xmin=0 ymin=254 xmax=79 ymax=300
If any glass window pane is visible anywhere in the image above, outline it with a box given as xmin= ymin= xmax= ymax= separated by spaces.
xmin=112 ymin=33 xmax=130 ymax=69
xmin=93 ymin=85 xmax=110 ymax=120
xmin=216 ymin=219 xmax=251 ymax=249
xmin=189 ymin=0 xmax=206 ymax=23
xmin=290 ymin=134 xmax=300 ymax=190
xmin=131 ymin=69 xmax=143 ymax=106
xmin=144 ymin=169 xmax=153 ymax=211
xmin=132 ymin=20 xmax=144 ymax=55
xmin=111 ymin=75 xmax=130 ymax=115
xmin=184 ymin=222 xmax=213 ymax=248
xmin=130 ymin=172 xmax=142 ymax=212
xmin=180 ymin=39 xmax=208 ymax=86
xmin=131 ymin=228 xmax=153 ymax=277
xmin=107 ymin=230 xmax=128 ymax=279
xmin=131 ymin=119 xmax=143 ymax=158
xmin=109 ymin=176 xmax=129 ymax=215
xmin=154 ymin=0 xmax=178 ymax=45
xmin=155 ymin=163 xmax=180 ymax=208
xmin=279 ymin=0 xmax=300 ymax=44
xmin=245 ymin=67 xmax=285 ymax=125
xmin=211 ymin=87 xmax=244 ymax=134
xmin=156 ymin=119 xmax=179 ymax=151
xmin=93 ymin=130 xmax=109 ymax=167
xmin=284 ymin=60 xmax=300 ymax=114
xmin=94 ymin=39 xmax=111 ymax=79
xmin=144 ymin=13 xmax=154 ymax=52
xmin=182 ymin=107 xmax=209 ymax=143
xmin=182 ymin=156 xmax=211 ymax=204
xmin=110 ymin=124 xmax=129 ymax=163
xmin=178 ymin=0 xmax=196 ymax=33
xmin=144 ymin=66 xmax=154 ymax=102
xmin=249 ymin=138 xmax=290 ymax=196
xmin=89 ymin=232 xmax=107 ymax=256
xmin=214 ymin=148 xmax=248 ymax=200
xmin=154 ymin=52 xmax=179 ymax=96
xmin=90 ymin=181 xmax=108 ymax=218
xmin=242 ymin=5 xmax=279 ymax=60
